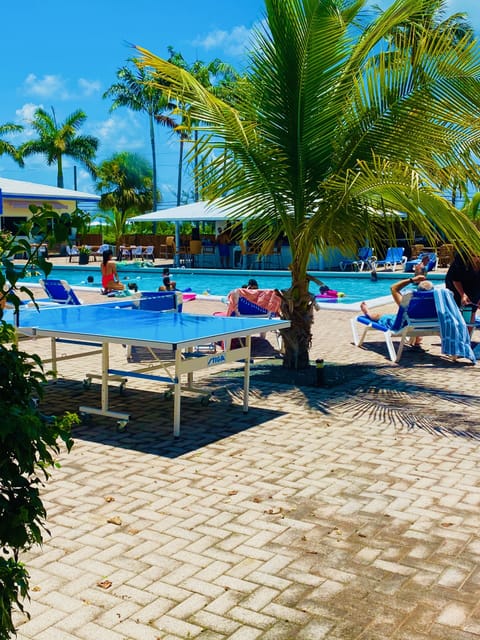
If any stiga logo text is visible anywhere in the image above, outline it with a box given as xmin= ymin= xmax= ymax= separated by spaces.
xmin=207 ymin=354 xmax=226 ymax=366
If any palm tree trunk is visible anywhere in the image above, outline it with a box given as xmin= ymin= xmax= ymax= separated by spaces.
xmin=57 ymin=154 xmax=64 ymax=188
xmin=149 ymin=113 xmax=158 ymax=212
xmin=277 ymin=263 xmax=315 ymax=370
xmin=149 ymin=113 xmax=158 ymax=234
xmin=176 ymin=137 xmax=184 ymax=207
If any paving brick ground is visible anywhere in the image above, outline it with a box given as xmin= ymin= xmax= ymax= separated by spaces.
xmin=10 ymin=270 xmax=480 ymax=639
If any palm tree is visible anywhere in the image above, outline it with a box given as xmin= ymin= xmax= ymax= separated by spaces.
xmin=95 ymin=151 xmax=153 ymax=247
xmin=20 ymin=107 xmax=98 ymax=188
xmin=0 ymin=122 xmax=24 ymax=166
xmin=104 ymin=61 xmax=176 ymax=213
xmin=136 ymin=0 xmax=480 ymax=369
xmin=165 ymin=47 xmax=239 ymax=204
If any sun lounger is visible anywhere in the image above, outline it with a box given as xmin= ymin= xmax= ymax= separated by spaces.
xmin=352 ymin=289 xmax=439 ymax=362
xmin=339 ymin=247 xmax=375 ymax=272
xmin=222 ymin=288 xmax=283 ymax=351
xmin=351 ymin=288 xmax=476 ymax=363
xmin=373 ymin=247 xmax=407 ymax=272
xmin=39 ymin=279 xmax=82 ymax=305
xmin=404 ymin=252 xmax=438 ymax=273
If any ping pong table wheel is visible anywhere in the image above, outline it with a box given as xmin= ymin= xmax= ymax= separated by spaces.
xmin=83 ymin=377 xmax=92 ymax=390
xmin=119 ymin=382 xmax=127 ymax=396
xmin=80 ymin=411 xmax=92 ymax=424
xmin=117 ymin=420 xmax=128 ymax=432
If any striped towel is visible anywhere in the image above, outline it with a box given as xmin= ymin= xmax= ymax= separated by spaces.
xmin=433 ymin=288 xmax=476 ymax=363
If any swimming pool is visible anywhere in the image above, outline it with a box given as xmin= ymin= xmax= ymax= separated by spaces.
xmin=18 ymin=264 xmax=445 ymax=306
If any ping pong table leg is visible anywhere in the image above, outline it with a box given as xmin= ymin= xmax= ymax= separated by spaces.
xmin=173 ymin=348 xmax=182 ymax=437
xmin=101 ymin=342 xmax=109 ymax=411
xmin=50 ymin=337 xmax=57 ymax=374
xmin=79 ymin=339 xmax=130 ymax=427
xmin=243 ymin=336 xmax=251 ymax=413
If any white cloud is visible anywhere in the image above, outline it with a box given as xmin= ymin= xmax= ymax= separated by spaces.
xmin=194 ymin=24 xmax=254 ymax=57
xmin=12 ymin=103 xmax=43 ymax=140
xmin=90 ymin=112 xmax=145 ymax=156
xmin=15 ymin=103 xmax=41 ymax=123
xmin=78 ymin=78 xmax=101 ymax=97
xmin=23 ymin=73 xmax=69 ymax=99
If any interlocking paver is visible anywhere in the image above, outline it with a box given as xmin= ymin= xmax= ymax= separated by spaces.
xmin=8 ymin=283 xmax=480 ymax=639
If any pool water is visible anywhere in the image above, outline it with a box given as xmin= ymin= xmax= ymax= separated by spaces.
xmin=18 ymin=265 xmax=445 ymax=305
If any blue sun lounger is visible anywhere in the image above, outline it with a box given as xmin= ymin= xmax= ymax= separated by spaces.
xmin=351 ymin=289 xmax=440 ymax=362
xmin=404 ymin=252 xmax=438 ymax=273
xmin=373 ymin=247 xmax=407 ymax=272
xmin=352 ymin=288 xmax=477 ymax=363
xmin=339 ymin=247 xmax=375 ymax=272
xmin=39 ymin=279 xmax=83 ymax=305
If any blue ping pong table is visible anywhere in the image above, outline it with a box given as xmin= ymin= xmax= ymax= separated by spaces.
xmin=6 ymin=303 xmax=290 ymax=436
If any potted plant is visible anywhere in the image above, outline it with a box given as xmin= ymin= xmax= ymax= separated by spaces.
xmin=78 ymin=245 xmax=91 ymax=265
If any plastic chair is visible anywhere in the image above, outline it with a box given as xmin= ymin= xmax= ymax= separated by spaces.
xmin=66 ymin=245 xmax=80 ymax=263
xmin=257 ymin=239 xmax=283 ymax=270
xmin=142 ymin=245 xmax=155 ymax=261
xmin=238 ymin=240 xmax=258 ymax=269
xmin=131 ymin=246 xmax=144 ymax=260
xmin=119 ymin=246 xmax=132 ymax=260
xmin=437 ymin=244 xmax=455 ymax=268
xmin=94 ymin=244 xmax=110 ymax=259
xmin=159 ymin=236 xmax=175 ymax=259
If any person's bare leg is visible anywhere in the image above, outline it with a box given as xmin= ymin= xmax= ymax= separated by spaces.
xmin=360 ymin=301 xmax=381 ymax=321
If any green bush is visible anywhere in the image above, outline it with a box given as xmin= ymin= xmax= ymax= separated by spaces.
xmin=0 ymin=203 xmax=78 ymax=638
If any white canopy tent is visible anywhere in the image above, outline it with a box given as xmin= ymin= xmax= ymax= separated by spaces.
xmin=129 ymin=200 xmax=240 ymax=224
xmin=130 ymin=201 xmax=247 ymax=266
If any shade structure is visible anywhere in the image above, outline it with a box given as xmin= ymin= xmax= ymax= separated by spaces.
xmin=129 ymin=200 xmax=239 ymax=224
xmin=0 ymin=177 xmax=100 ymax=202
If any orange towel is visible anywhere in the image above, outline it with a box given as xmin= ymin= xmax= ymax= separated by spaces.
xmin=226 ymin=288 xmax=281 ymax=316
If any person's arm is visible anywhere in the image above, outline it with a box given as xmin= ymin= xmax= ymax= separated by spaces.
xmin=112 ymin=262 xmax=120 ymax=283
xmin=390 ymin=274 xmax=426 ymax=306
xmin=452 ymin=280 xmax=471 ymax=305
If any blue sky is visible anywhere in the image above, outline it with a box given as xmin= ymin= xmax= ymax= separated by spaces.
xmin=0 ymin=0 xmax=265 ymax=204
xmin=1 ymin=0 xmax=478 ymax=207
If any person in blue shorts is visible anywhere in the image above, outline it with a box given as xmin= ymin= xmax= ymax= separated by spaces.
xmin=360 ymin=274 xmax=433 ymax=347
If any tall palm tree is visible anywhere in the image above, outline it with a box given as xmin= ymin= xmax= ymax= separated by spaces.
xmin=136 ymin=0 xmax=480 ymax=369
xmin=20 ymin=108 xmax=98 ymax=188
xmin=104 ymin=61 xmax=176 ymax=213
xmin=95 ymin=151 xmax=153 ymax=247
xmin=0 ymin=122 xmax=24 ymax=166
xmin=165 ymin=47 xmax=239 ymax=204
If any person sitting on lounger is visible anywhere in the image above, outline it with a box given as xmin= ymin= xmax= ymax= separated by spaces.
xmin=360 ymin=274 xmax=433 ymax=347
xmin=414 ymin=254 xmax=431 ymax=276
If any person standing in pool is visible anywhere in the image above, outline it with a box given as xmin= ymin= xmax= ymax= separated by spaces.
xmin=159 ymin=267 xmax=176 ymax=291
xmin=101 ymin=250 xmax=124 ymax=293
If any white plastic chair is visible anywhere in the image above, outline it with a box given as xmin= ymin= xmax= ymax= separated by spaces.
xmin=142 ymin=245 xmax=155 ymax=260
xmin=66 ymin=245 xmax=80 ymax=262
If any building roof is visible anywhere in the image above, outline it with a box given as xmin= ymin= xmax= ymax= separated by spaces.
xmin=0 ymin=177 xmax=100 ymax=202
